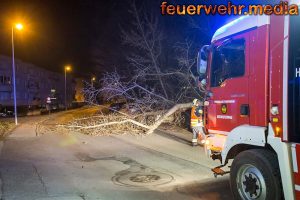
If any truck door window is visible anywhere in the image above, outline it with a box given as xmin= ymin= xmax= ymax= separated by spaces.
xmin=288 ymin=14 xmax=300 ymax=142
xmin=210 ymin=39 xmax=245 ymax=87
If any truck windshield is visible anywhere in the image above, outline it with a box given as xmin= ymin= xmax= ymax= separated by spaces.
xmin=288 ymin=14 xmax=300 ymax=142
xmin=210 ymin=39 xmax=245 ymax=87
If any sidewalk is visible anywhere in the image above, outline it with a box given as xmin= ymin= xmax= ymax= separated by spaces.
xmin=114 ymin=124 xmax=219 ymax=170
xmin=158 ymin=124 xmax=193 ymax=145
xmin=8 ymin=123 xmax=37 ymax=138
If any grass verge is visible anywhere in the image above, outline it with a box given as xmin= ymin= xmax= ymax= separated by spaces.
xmin=0 ymin=121 xmax=15 ymax=139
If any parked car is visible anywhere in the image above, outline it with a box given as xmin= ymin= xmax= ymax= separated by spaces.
xmin=0 ymin=105 xmax=14 ymax=118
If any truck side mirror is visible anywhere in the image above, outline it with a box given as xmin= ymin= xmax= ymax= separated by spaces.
xmin=197 ymin=45 xmax=209 ymax=75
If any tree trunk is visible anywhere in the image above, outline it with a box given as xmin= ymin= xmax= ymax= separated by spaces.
xmin=146 ymin=103 xmax=192 ymax=134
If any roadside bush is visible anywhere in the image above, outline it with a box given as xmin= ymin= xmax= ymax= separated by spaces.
xmin=0 ymin=121 xmax=15 ymax=138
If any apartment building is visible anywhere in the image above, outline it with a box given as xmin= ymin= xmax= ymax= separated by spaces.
xmin=0 ymin=55 xmax=75 ymax=108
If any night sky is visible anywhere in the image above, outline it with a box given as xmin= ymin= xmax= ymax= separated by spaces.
xmin=0 ymin=0 xmax=113 ymax=75
xmin=0 ymin=0 xmax=275 ymax=77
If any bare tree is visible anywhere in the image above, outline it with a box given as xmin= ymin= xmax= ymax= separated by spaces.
xmin=187 ymin=15 xmax=214 ymax=39
xmin=173 ymin=40 xmax=205 ymax=101
xmin=121 ymin=1 xmax=169 ymax=99
xmin=73 ymin=2 xmax=207 ymax=135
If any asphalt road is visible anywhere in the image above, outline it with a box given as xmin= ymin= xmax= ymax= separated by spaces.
xmin=0 ymin=111 xmax=233 ymax=200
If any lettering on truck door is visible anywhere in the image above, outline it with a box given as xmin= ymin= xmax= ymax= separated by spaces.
xmin=206 ymin=35 xmax=250 ymax=133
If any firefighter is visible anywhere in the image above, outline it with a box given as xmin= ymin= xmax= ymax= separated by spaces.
xmin=191 ymin=99 xmax=205 ymax=146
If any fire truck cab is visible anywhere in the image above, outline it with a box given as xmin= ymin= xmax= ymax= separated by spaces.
xmin=197 ymin=5 xmax=300 ymax=200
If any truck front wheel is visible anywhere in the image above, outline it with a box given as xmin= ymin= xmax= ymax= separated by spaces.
xmin=230 ymin=149 xmax=282 ymax=200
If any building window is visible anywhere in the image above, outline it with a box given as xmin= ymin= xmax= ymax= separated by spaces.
xmin=0 ymin=76 xmax=11 ymax=85
xmin=210 ymin=39 xmax=245 ymax=87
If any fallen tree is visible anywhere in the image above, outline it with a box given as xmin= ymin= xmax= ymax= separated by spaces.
xmin=63 ymin=1 xmax=204 ymax=136
xmin=61 ymin=103 xmax=192 ymax=136
xmin=145 ymin=103 xmax=192 ymax=134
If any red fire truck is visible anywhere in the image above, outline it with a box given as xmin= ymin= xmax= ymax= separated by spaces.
xmin=197 ymin=8 xmax=300 ymax=200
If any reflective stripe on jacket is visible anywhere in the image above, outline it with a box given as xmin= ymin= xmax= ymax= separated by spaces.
xmin=190 ymin=106 xmax=203 ymax=127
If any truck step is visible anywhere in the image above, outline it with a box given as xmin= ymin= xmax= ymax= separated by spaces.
xmin=212 ymin=166 xmax=230 ymax=178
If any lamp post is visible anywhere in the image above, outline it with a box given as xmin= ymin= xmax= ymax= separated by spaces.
xmin=91 ymin=76 xmax=96 ymax=87
xmin=11 ymin=23 xmax=23 ymax=125
xmin=64 ymin=65 xmax=71 ymax=110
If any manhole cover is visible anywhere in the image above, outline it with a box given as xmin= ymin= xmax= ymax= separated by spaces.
xmin=113 ymin=172 xmax=174 ymax=187
xmin=129 ymin=174 xmax=161 ymax=183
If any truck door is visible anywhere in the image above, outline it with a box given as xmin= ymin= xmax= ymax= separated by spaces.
xmin=206 ymin=35 xmax=249 ymax=133
xmin=288 ymin=14 xmax=300 ymax=143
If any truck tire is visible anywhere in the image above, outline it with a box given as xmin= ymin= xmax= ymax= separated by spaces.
xmin=230 ymin=149 xmax=282 ymax=200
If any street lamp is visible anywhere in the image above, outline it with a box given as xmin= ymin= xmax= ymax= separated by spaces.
xmin=64 ymin=65 xmax=72 ymax=110
xmin=11 ymin=23 xmax=23 ymax=125
xmin=91 ymin=76 xmax=96 ymax=87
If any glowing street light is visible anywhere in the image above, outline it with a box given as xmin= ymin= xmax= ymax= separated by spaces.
xmin=15 ymin=23 xmax=23 ymax=30
xmin=11 ymin=22 xmax=24 ymax=125
xmin=65 ymin=65 xmax=71 ymax=72
xmin=64 ymin=65 xmax=72 ymax=110
xmin=91 ymin=76 xmax=96 ymax=87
